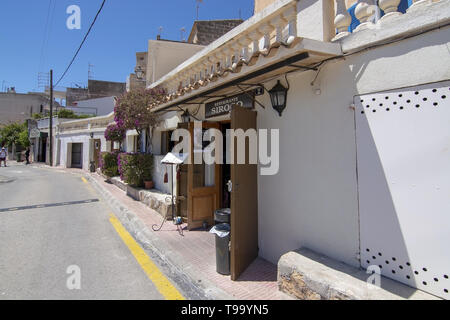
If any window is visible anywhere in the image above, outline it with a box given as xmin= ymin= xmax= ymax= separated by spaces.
xmin=161 ymin=130 xmax=175 ymax=155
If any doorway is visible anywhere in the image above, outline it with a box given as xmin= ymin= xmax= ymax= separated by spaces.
xmin=71 ymin=143 xmax=83 ymax=169
xmin=93 ymin=139 xmax=101 ymax=169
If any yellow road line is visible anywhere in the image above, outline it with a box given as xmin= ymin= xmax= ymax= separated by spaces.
xmin=81 ymin=177 xmax=88 ymax=184
xmin=108 ymin=213 xmax=185 ymax=300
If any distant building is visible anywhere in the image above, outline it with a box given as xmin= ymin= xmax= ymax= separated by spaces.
xmin=0 ymin=92 xmax=53 ymax=125
xmin=187 ymin=19 xmax=243 ymax=45
xmin=67 ymin=96 xmax=116 ymax=117
xmin=66 ymin=80 xmax=126 ymax=106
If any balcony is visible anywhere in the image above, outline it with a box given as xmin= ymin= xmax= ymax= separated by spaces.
xmin=147 ymin=0 xmax=449 ymax=111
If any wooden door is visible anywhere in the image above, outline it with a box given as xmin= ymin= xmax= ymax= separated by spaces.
xmin=94 ymin=139 xmax=101 ymax=168
xmin=176 ymin=123 xmax=189 ymax=220
xmin=230 ymin=106 xmax=258 ymax=281
xmin=187 ymin=122 xmax=221 ymax=230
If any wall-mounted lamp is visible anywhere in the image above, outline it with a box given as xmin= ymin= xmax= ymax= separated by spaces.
xmin=90 ymin=132 xmax=94 ymax=138
xmin=135 ymin=66 xmax=145 ymax=80
xmin=269 ymin=80 xmax=289 ymax=117
xmin=181 ymin=110 xmax=191 ymax=123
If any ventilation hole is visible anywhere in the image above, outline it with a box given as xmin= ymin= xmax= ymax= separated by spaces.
xmin=432 ymin=89 xmax=437 ymax=93
xmin=406 ymin=275 xmax=411 ymax=279
xmin=392 ymin=257 xmax=397 ymax=261
xmin=385 ymin=261 xmax=390 ymax=264
xmin=407 ymin=99 xmax=411 ymax=103
xmin=444 ymin=275 xmax=448 ymax=279
xmin=372 ymin=98 xmax=376 ymax=101
xmin=406 ymin=262 xmax=411 ymax=266
xmin=445 ymin=289 xmax=449 ymax=293
xmin=378 ymin=253 xmax=382 ymax=257
xmin=367 ymin=260 xmax=370 ymax=264
xmin=434 ymin=102 xmax=439 ymax=106
xmin=361 ymin=99 xmax=364 ymax=103
xmin=379 ymin=103 xmax=383 ymax=106
xmin=414 ymin=271 xmax=419 ymax=275
xmin=399 ymin=265 xmax=404 ymax=270
xmin=361 ymin=111 xmax=365 ymax=114
xmin=434 ymin=278 xmax=439 ymax=282
xmin=393 ymin=101 xmax=397 ymax=105
xmin=385 ymin=96 xmax=389 ymax=100
xmin=392 ymin=270 xmax=396 ymax=274
xmin=400 ymin=106 xmax=404 ymax=110
xmin=379 ymin=265 xmax=383 ymax=269
xmin=386 ymin=108 xmax=390 ymax=111
xmin=372 ymin=256 xmax=376 ymax=260
xmin=399 ymin=94 xmax=403 ymax=97
xmin=423 ymin=268 xmax=428 ymax=272
xmin=423 ymin=98 xmax=427 ymax=101
xmin=415 ymin=91 xmax=419 ymax=95
xmin=366 ymin=105 xmax=370 ymax=108
xmin=415 ymin=104 xmax=420 ymax=108
xmin=373 ymin=110 xmax=376 ymax=113
xmin=442 ymin=95 xmax=447 ymax=99
xmin=366 ymin=248 xmax=370 ymax=252
xmin=423 ymin=281 xmax=427 ymax=286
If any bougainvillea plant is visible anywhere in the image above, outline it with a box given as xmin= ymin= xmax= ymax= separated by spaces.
xmin=114 ymin=88 xmax=165 ymax=153
xmin=104 ymin=123 xmax=126 ymax=142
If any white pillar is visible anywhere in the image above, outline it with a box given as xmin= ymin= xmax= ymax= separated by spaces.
xmin=333 ymin=0 xmax=352 ymax=40
xmin=354 ymin=0 xmax=378 ymax=32
xmin=379 ymin=0 xmax=401 ymax=20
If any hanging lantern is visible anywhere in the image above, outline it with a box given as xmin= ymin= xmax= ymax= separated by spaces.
xmin=269 ymin=80 xmax=289 ymax=117
xmin=181 ymin=109 xmax=191 ymax=123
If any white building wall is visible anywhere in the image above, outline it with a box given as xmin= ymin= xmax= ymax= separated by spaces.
xmin=256 ymin=26 xmax=450 ymax=267
xmin=58 ymin=131 xmax=108 ymax=171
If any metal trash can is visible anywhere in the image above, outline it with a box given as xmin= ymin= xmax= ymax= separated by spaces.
xmin=210 ymin=223 xmax=231 ymax=275
xmin=214 ymin=208 xmax=231 ymax=225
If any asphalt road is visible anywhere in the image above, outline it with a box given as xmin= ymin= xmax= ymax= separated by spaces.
xmin=0 ymin=163 xmax=178 ymax=300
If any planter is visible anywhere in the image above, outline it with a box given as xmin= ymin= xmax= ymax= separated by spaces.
xmin=126 ymin=185 xmax=141 ymax=201
xmin=144 ymin=180 xmax=154 ymax=190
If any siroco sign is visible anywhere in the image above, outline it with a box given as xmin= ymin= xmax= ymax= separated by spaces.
xmin=205 ymin=92 xmax=254 ymax=119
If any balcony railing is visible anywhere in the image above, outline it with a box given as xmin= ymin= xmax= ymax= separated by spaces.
xmin=333 ymin=0 xmax=441 ymax=40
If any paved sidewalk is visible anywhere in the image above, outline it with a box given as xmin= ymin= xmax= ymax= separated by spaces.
xmin=85 ymin=171 xmax=286 ymax=300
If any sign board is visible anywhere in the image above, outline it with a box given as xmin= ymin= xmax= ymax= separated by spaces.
xmin=205 ymin=92 xmax=254 ymax=119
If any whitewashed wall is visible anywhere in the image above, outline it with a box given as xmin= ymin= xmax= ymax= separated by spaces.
xmin=256 ymin=26 xmax=450 ymax=267
xmin=58 ymin=132 xmax=108 ymax=171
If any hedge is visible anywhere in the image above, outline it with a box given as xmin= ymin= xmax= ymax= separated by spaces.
xmin=118 ymin=153 xmax=153 ymax=188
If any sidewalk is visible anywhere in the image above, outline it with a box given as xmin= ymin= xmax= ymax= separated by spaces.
xmin=85 ymin=171 xmax=288 ymax=300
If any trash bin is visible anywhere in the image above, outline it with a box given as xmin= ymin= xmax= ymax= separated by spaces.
xmin=214 ymin=208 xmax=231 ymax=225
xmin=210 ymin=223 xmax=231 ymax=275
xmin=89 ymin=161 xmax=96 ymax=173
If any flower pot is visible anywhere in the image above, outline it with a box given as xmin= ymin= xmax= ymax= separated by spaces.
xmin=144 ymin=180 xmax=154 ymax=190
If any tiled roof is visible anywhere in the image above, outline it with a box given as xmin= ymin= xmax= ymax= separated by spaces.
xmin=188 ymin=20 xmax=244 ymax=45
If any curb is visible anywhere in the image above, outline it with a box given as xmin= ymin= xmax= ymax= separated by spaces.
xmin=85 ymin=173 xmax=235 ymax=300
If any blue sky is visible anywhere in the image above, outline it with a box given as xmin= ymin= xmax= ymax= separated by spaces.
xmin=0 ymin=0 xmax=254 ymax=93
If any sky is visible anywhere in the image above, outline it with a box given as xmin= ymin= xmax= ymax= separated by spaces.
xmin=0 ymin=0 xmax=254 ymax=94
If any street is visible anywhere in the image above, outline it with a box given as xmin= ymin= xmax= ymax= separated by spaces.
xmin=0 ymin=163 xmax=184 ymax=300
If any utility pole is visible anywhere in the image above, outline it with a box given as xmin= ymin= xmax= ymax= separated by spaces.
xmin=49 ymin=69 xmax=53 ymax=167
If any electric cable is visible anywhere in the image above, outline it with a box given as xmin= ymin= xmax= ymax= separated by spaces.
xmin=55 ymin=0 xmax=107 ymax=87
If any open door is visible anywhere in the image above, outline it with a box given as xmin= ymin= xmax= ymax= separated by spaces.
xmin=187 ymin=122 xmax=221 ymax=230
xmin=230 ymin=105 xmax=258 ymax=281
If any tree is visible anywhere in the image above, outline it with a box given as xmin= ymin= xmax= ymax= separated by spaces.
xmin=0 ymin=122 xmax=29 ymax=149
xmin=104 ymin=123 xmax=126 ymax=149
xmin=114 ymin=88 xmax=164 ymax=153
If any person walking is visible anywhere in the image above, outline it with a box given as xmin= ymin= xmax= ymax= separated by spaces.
xmin=0 ymin=147 xmax=7 ymax=167
xmin=25 ymin=147 xmax=30 ymax=165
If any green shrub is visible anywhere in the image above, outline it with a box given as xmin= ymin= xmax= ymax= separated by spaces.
xmin=100 ymin=151 xmax=119 ymax=178
xmin=118 ymin=153 xmax=153 ymax=187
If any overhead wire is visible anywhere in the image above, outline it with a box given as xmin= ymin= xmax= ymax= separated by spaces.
xmin=55 ymin=0 xmax=107 ymax=87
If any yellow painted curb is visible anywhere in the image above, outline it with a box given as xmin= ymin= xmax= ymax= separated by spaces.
xmin=109 ymin=213 xmax=185 ymax=300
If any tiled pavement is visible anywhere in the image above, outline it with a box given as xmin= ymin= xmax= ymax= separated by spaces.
xmin=86 ymin=172 xmax=286 ymax=300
